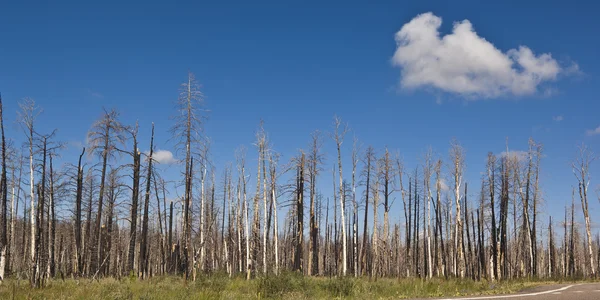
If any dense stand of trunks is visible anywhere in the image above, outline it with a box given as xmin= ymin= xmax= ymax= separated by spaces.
xmin=0 ymin=78 xmax=598 ymax=288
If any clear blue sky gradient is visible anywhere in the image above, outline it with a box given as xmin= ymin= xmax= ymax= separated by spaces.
xmin=1 ymin=0 xmax=599 ymax=231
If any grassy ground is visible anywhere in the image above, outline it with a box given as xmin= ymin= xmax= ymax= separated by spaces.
xmin=0 ymin=273 xmax=590 ymax=300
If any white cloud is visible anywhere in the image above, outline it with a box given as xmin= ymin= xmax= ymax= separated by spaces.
xmin=391 ymin=12 xmax=572 ymax=98
xmin=148 ymin=149 xmax=177 ymax=164
xmin=439 ymin=178 xmax=449 ymax=192
xmin=552 ymin=115 xmax=564 ymax=122
xmin=87 ymin=88 xmax=103 ymax=99
xmin=586 ymin=126 xmax=600 ymax=136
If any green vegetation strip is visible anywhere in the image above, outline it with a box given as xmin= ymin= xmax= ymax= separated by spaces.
xmin=0 ymin=273 xmax=595 ymax=300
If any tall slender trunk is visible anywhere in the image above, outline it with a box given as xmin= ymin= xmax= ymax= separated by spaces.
xmin=270 ymin=157 xmax=279 ymax=275
xmin=251 ymin=138 xmax=262 ymax=276
xmin=487 ymin=154 xmax=498 ymax=280
xmin=48 ymin=155 xmax=56 ymax=277
xmin=200 ymin=167 xmax=206 ymax=271
xmin=92 ymin=126 xmax=111 ymax=276
xmin=335 ymin=148 xmax=346 ymax=276
xmin=75 ymin=148 xmax=85 ymax=275
xmin=10 ymin=154 xmax=23 ymax=275
xmin=128 ymin=136 xmax=140 ymax=276
xmin=139 ymin=123 xmax=154 ymax=278
xmin=84 ymin=175 xmax=94 ymax=276
xmin=152 ymin=172 xmax=165 ymax=275
xmin=361 ymin=150 xmax=372 ymax=276
xmin=28 ymin=122 xmax=36 ymax=282
xmin=371 ymin=166 xmax=379 ymax=279
xmin=0 ymin=96 xmax=7 ymax=280
xmin=294 ymin=153 xmax=305 ymax=272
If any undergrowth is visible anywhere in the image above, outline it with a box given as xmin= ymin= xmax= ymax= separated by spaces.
xmin=0 ymin=273 xmax=595 ymax=299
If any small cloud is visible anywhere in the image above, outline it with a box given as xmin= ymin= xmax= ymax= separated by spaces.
xmin=585 ymin=126 xmax=600 ymax=136
xmin=391 ymin=12 xmax=574 ymax=99
xmin=148 ymin=149 xmax=178 ymax=164
xmin=552 ymin=115 xmax=564 ymax=122
xmin=563 ymin=62 xmax=582 ymax=76
xmin=500 ymin=150 xmax=528 ymax=162
xmin=87 ymin=89 xmax=104 ymax=99
xmin=439 ymin=178 xmax=449 ymax=192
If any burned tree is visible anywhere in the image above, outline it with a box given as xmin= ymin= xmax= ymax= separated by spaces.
xmin=307 ymin=131 xmax=324 ymax=276
xmin=332 ymin=116 xmax=348 ymax=276
xmin=170 ymin=71 xmax=205 ymax=279
xmin=87 ymin=108 xmax=125 ymax=276
xmin=573 ymin=144 xmax=596 ymax=277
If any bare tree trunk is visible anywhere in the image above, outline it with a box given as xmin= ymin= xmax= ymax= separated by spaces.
xmin=573 ymin=144 xmax=596 ymax=277
xmin=372 ymin=161 xmax=379 ymax=279
xmin=152 ymin=172 xmax=166 ymax=275
xmin=423 ymin=149 xmax=432 ymax=279
xmin=10 ymin=153 xmax=23 ymax=276
xmin=269 ymin=154 xmax=279 ymax=275
xmin=183 ymin=157 xmax=193 ymax=280
xmin=361 ymin=147 xmax=374 ymax=276
xmin=251 ymin=126 xmax=264 ymax=277
xmin=127 ymin=131 xmax=140 ymax=276
xmin=487 ymin=153 xmax=498 ymax=280
xmin=308 ymin=131 xmax=322 ymax=276
xmin=139 ymin=123 xmax=154 ymax=279
xmin=48 ymin=154 xmax=56 ymax=277
xmin=261 ymin=145 xmax=269 ymax=275
xmin=352 ymin=139 xmax=359 ymax=277
xmin=450 ymin=140 xmax=465 ymax=278
xmin=17 ymin=99 xmax=39 ymax=284
xmin=236 ymin=149 xmax=250 ymax=280
xmin=380 ymin=148 xmax=394 ymax=278
xmin=0 ymin=96 xmax=7 ymax=281
xmin=294 ymin=152 xmax=305 ymax=272
xmin=435 ymin=160 xmax=448 ymax=279
xmin=75 ymin=148 xmax=85 ymax=275
xmin=200 ymin=166 xmax=206 ymax=272
xmin=333 ymin=116 xmax=347 ymax=276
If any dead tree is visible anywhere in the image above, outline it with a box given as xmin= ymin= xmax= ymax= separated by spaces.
xmin=139 ymin=123 xmax=155 ymax=278
xmin=379 ymin=147 xmax=394 ymax=277
xmin=548 ymin=216 xmax=555 ymax=277
xmin=422 ymin=148 xmax=433 ymax=279
xmin=87 ymin=108 xmax=124 ymax=276
xmin=360 ymin=146 xmax=375 ymax=276
xmin=268 ymin=152 xmax=280 ymax=275
xmin=293 ymin=152 xmax=305 ymax=272
xmin=332 ymin=116 xmax=348 ymax=276
xmin=0 ymin=94 xmax=7 ymax=281
xmin=450 ymin=139 xmax=465 ymax=278
xmin=351 ymin=138 xmax=360 ymax=277
xmin=74 ymin=147 xmax=86 ymax=275
xmin=251 ymin=123 xmax=266 ymax=276
xmin=372 ymin=157 xmax=381 ymax=279
xmin=235 ymin=147 xmax=250 ymax=279
xmin=122 ymin=123 xmax=141 ymax=276
xmin=307 ymin=131 xmax=323 ymax=276
xmin=573 ymin=144 xmax=596 ymax=277
xmin=170 ymin=71 xmax=205 ymax=279
xmin=487 ymin=153 xmax=498 ymax=280
xmin=18 ymin=98 xmax=41 ymax=284
xmin=434 ymin=159 xmax=448 ymax=278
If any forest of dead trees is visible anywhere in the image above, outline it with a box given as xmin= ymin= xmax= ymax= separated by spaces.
xmin=0 ymin=72 xmax=599 ymax=288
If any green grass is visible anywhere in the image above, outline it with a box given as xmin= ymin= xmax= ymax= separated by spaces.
xmin=0 ymin=273 xmax=592 ymax=300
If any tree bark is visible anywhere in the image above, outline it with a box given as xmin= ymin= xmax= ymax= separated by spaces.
xmin=139 ymin=123 xmax=154 ymax=278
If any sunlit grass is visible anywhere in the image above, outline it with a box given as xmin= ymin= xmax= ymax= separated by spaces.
xmin=0 ymin=273 xmax=594 ymax=299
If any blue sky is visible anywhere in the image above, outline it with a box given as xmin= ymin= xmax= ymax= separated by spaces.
xmin=1 ymin=0 xmax=600 ymax=230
